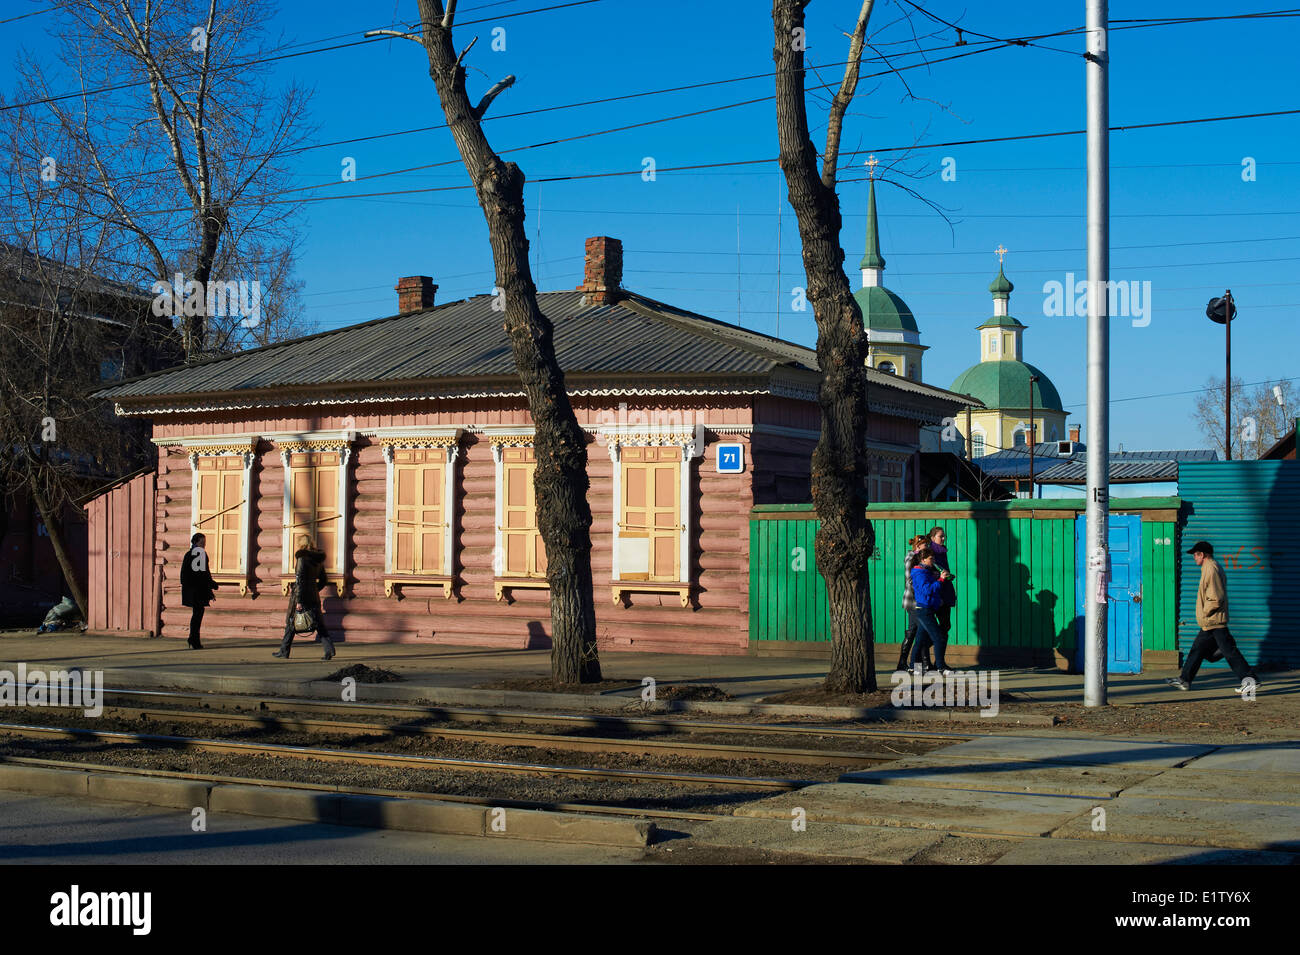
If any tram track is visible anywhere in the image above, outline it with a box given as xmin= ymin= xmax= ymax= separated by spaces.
xmin=75 ymin=703 xmax=899 ymax=767
xmin=0 ymin=687 xmax=969 ymax=819
xmin=90 ymin=686 xmax=977 ymax=743
xmin=0 ymin=720 xmax=819 ymax=790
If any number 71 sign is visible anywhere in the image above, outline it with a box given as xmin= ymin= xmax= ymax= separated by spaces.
xmin=716 ymin=443 xmax=744 ymax=474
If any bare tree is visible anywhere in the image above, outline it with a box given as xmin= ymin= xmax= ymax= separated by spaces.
xmin=370 ymin=0 xmax=601 ymax=684
xmin=773 ymin=0 xmax=878 ymax=693
xmin=0 ymin=238 xmax=156 ymax=620
xmin=4 ymin=0 xmax=315 ymax=359
xmin=1194 ymin=375 xmax=1296 ymax=459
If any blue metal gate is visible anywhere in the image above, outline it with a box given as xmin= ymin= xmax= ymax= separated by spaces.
xmin=1076 ymin=514 xmax=1143 ymax=673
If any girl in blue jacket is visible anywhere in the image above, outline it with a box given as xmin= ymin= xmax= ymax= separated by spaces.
xmin=909 ymin=546 xmax=954 ymax=674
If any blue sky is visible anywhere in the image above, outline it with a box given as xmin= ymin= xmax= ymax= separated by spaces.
xmin=3 ymin=0 xmax=1297 ymax=453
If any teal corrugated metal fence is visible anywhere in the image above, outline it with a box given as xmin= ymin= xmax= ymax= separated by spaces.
xmin=751 ymin=504 xmax=1081 ymax=654
xmin=1177 ymin=461 xmax=1300 ymax=668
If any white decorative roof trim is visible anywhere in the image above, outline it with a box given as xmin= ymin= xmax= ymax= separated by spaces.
xmin=152 ymin=434 xmax=260 ymax=450
xmin=111 ymin=378 xmax=779 ymax=417
xmin=472 ymin=424 xmax=539 ymax=438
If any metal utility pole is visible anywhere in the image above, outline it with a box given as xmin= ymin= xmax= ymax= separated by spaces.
xmin=1225 ymin=289 xmax=1233 ymax=459
xmin=1029 ymin=374 xmax=1039 ymax=500
xmin=1084 ymin=0 xmax=1110 ymax=707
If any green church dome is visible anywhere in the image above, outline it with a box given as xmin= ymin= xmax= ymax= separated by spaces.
xmin=989 ymin=265 xmax=1014 ymax=297
xmin=949 ymin=360 xmax=1064 ymax=411
xmin=855 ymin=285 xmax=919 ymax=334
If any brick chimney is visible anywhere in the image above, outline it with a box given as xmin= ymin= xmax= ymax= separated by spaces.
xmin=577 ymin=236 xmax=622 ymax=305
xmin=1069 ymin=424 xmax=1081 ymax=443
xmin=395 ymin=276 xmax=437 ymax=314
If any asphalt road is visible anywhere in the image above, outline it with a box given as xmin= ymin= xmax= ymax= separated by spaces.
xmin=0 ymin=790 xmax=647 ymax=865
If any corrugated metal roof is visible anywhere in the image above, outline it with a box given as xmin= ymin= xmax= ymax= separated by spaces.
xmin=863 ymin=366 xmax=981 ymax=406
xmin=1105 ymin=449 xmax=1218 ymax=462
xmin=1177 ymin=460 xmax=1300 ymax=667
xmin=978 ymin=444 xmax=1213 ymax=481
xmin=96 ymin=288 xmax=981 ymax=409
xmin=1037 ymin=459 xmax=1182 ymax=483
xmin=97 ymin=290 xmax=812 ymax=400
xmin=977 ymin=442 xmax=1083 ymax=476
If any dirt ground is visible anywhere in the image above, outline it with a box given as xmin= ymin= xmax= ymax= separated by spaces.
xmin=476 ymin=678 xmax=642 ymax=694
xmin=762 ymin=684 xmax=1300 ymax=743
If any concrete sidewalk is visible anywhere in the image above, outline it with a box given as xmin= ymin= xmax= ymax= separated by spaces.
xmin=0 ymin=630 xmax=1293 ymax=709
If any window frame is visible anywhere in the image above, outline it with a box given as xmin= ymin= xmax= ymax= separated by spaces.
xmin=185 ymin=440 xmax=256 ymax=595
xmin=492 ymin=439 xmax=547 ymax=580
xmin=601 ymin=424 xmax=701 ymax=606
xmin=276 ymin=436 xmax=354 ymax=595
xmin=376 ymin=429 xmax=463 ymax=600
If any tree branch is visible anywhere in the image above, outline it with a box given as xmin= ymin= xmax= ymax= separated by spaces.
xmin=474 ymin=74 xmax=515 ymax=119
xmin=363 ymin=28 xmax=424 ymax=43
xmin=822 ymin=0 xmax=874 ymax=188
xmin=452 ymin=35 xmax=478 ymax=74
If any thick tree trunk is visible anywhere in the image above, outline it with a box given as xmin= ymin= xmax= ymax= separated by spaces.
xmin=415 ymin=0 xmax=599 ymax=683
xmin=773 ymin=0 xmax=876 ymax=693
xmin=186 ymin=206 xmax=225 ymax=360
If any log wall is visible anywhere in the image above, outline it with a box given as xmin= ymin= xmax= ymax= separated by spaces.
xmin=154 ymin=396 xmax=759 ymax=654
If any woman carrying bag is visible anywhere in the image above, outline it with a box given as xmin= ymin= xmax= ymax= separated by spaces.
xmin=273 ymin=533 xmax=336 ymax=661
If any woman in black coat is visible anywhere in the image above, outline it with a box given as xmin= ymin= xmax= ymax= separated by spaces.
xmin=272 ymin=534 xmax=335 ymax=660
xmin=179 ymin=533 xmax=217 ymax=649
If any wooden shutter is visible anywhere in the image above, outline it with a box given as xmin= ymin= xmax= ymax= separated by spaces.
xmin=391 ymin=448 xmax=444 ymax=575
xmin=194 ymin=455 xmax=243 ymax=575
xmin=621 ymin=446 xmax=680 ymax=582
xmin=289 ymin=451 xmax=341 ymax=573
xmin=502 ymin=447 xmax=545 ymax=577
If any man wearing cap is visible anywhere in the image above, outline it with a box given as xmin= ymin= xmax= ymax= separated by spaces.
xmin=1166 ymin=541 xmax=1259 ymax=693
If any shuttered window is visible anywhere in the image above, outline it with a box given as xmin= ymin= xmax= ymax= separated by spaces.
xmin=620 ymin=446 xmax=681 ymax=581
xmin=390 ymin=448 xmax=446 ymax=575
xmin=501 ymin=447 xmax=546 ymax=577
xmin=193 ymin=455 xmax=243 ymax=575
xmin=287 ymin=451 xmax=341 ymax=574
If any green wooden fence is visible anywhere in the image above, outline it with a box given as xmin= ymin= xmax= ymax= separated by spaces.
xmin=750 ymin=499 xmax=1180 ymax=658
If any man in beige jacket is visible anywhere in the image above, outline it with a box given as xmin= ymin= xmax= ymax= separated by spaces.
xmin=1166 ymin=541 xmax=1259 ymax=692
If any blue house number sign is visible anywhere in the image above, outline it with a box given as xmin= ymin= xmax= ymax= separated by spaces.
xmin=716 ymin=443 xmax=744 ymax=474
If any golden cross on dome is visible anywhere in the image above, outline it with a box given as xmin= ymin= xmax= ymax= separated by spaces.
xmin=865 ymin=155 xmax=879 ymax=179
xmin=995 ymin=244 xmax=1008 ymax=264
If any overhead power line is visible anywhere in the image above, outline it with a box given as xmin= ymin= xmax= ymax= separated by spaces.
xmin=0 ymin=1 xmax=606 ymax=113
xmin=1063 ymin=375 xmax=1300 ymax=410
